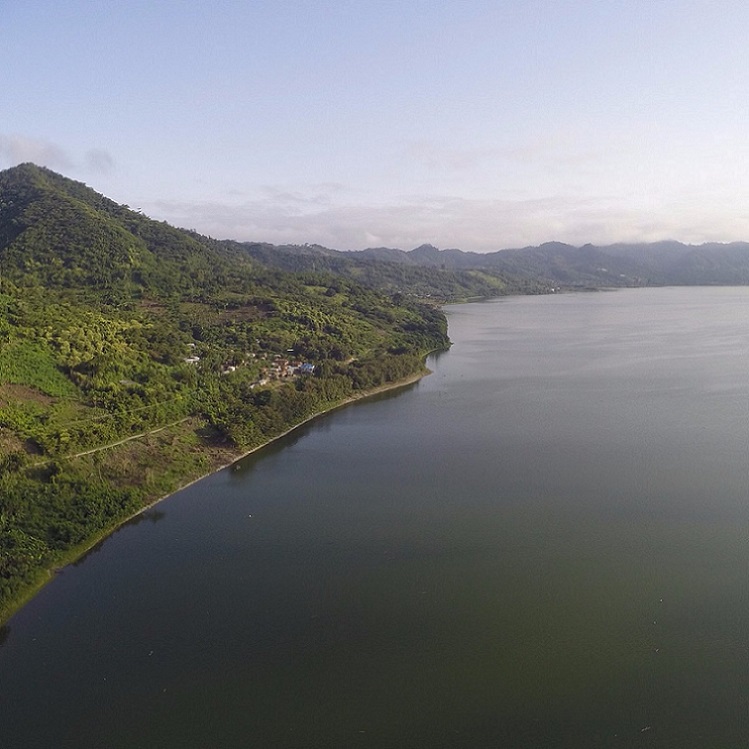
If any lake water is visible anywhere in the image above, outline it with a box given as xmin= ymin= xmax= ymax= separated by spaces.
xmin=1 ymin=287 xmax=748 ymax=748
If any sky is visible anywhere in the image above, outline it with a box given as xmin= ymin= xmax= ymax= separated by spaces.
xmin=3 ymin=0 xmax=749 ymax=252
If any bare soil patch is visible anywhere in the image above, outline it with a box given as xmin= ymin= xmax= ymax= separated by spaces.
xmin=0 ymin=428 xmax=25 ymax=453
xmin=0 ymin=383 xmax=55 ymax=407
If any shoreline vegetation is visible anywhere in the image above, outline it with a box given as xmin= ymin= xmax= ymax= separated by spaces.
xmin=1 ymin=166 xmax=460 ymax=627
xmin=0 ymin=364 xmax=433 ymax=625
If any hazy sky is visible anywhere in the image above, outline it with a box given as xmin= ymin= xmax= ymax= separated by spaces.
xmin=4 ymin=0 xmax=749 ymax=251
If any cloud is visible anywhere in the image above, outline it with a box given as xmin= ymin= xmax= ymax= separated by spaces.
xmin=0 ymin=135 xmax=116 ymax=177
xmin=144 ymin=188 xmax=749 ymax=253
xmin=85 ymin=148 xmax=115 ymax=174
xmin=0 ymin=142 xmax=738 ymax=250
xmin=0 ymin=134 xmax=73 ymax=170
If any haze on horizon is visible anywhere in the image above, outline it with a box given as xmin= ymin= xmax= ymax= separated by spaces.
xmin=3 ymin=1 xmax=748 ymax=253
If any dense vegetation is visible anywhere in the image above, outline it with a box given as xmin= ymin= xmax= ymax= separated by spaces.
xmin=240 ymin=239 xmax=749 ymax=289
xmin=220 ymin=240 xmax=550 ymax=298
xmin=0 ymin=164 xmax=449 ymax=619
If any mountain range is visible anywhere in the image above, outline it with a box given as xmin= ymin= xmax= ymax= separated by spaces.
xmin=239 ymin=238 xmax=749 ymax=289
xmin=5 ymin=162 xmax=749 ymax=298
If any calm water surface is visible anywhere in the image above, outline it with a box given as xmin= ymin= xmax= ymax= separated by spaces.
xmin=2 ymin=287 xmax=748 ymax=748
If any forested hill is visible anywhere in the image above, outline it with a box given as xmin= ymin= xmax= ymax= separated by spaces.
xmin=357 ymin=240 xmax=749 ymax=286
xmin=0 ymin=163 xmax=544 ymax=301
xmin=0 ymin=164 xmax=450 ymax=620
xmin=232 ymin=237 xmax=749 ymax=289
xmin=0 ymin=162 xmax=253 ymax=299
xmin=223 ymin=239 xmax=548 ymax=298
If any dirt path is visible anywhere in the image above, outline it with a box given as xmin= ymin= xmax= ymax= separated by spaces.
xmin=31 ymin=417 xmax=191 ymax=465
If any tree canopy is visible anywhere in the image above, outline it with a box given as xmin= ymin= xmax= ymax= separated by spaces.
xmin=0 ymin=164 xmax=449 ymax=620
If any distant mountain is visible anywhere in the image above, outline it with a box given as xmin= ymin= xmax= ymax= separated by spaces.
xmin=221 ymin=234 xmax=749 ymax=298
xmin=226 ymin=240 xmax=545 ymax=299
xmin=353 ymin=239 xmax=749 ymax=286
xmin=13 ymin=163 xmax=749 ymax=296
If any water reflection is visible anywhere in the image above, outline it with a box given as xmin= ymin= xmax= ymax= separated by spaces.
xmin=73 ymin=510 xmax=167 ymax=566
xmin=230 ymin=378 xmax=424 ymax=479
xmin=127 ymin=509 xmax=167 ymax=527
xmin=72 ymin=540 xmax=107 ymax=566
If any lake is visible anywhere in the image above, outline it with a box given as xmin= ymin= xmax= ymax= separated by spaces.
xmin=1 ymin=287 xmax=748 ymax=748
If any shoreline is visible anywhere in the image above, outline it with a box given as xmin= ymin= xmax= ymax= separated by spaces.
xmin=0 ymin=366 xmax=432 ymax=625
xmin=125 ymin=366 xmax=431 ymax=519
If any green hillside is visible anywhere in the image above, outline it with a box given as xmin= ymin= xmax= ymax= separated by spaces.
xmin=0 ymin=164 xmax=449 ymax=620
xmin=221 ymin=239 xmax=548 ymax=298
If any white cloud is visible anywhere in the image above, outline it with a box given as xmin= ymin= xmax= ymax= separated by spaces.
xmin=144 ymin=189 xmax=749 ymax=252
xmin=0 ymin=134 xmax=73 ymax=170
xmin=0 ymin=135 xmax=116 ymax=178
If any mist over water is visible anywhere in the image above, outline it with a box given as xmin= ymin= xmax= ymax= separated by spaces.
xmin=2 ymin=287 xmax=748 ymax=748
